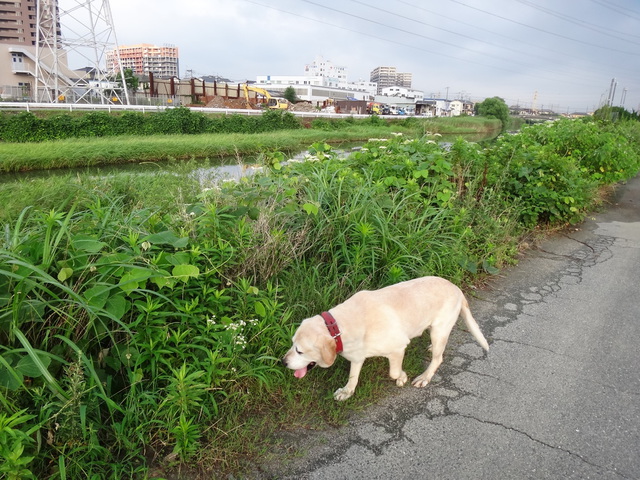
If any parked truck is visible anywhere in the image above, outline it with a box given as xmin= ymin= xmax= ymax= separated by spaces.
xmin=366 ymin=102 xmax=382 ymax=115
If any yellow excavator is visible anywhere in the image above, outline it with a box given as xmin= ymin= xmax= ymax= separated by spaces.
xmin=242 ymin=84 xmax=290 ymax=110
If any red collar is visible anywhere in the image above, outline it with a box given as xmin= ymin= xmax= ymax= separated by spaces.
xmin=320 ymin=311 xmax=343 ymax=354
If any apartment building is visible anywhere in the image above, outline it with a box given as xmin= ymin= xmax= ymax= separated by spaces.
xmin=303 ymin=55 xmax=347 ymax=87
xmin=0 ymin=0 xmax=40 ymax=46
xmin=370 ymin=66 xmax=412 ymax=95
xmin=107 ymin=43 xmax=179 ymax=79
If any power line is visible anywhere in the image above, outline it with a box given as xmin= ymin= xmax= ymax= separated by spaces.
xmin=348 ymin=0 xmax=561 ymax=64
xmin=588 ymin=0 xmax=640 ymax=22
xmin=298 ymin=0 xmax=630 ymax=88
xmin=238 ymin=0 xmax=635 ymax=112
xmin=359 ymin=0 xmax=631 ymax=84
xmin=513 ymin=0 xmax=640 ymax=43
xmin=446 ymin=0 xmax=640 ymax=56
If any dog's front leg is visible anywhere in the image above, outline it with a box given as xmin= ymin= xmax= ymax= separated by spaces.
xmin=387 ymin=350 xmax=408 ymax=386
xmin=334 ymin=360 xmax=364 ymax=401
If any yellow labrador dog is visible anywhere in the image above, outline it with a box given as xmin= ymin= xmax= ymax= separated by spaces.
xmin=282 ymin=276 xmax=489 ymax=400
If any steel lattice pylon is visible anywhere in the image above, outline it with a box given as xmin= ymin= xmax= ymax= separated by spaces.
xmin=35 ymin=0 xmax=129 ymax=104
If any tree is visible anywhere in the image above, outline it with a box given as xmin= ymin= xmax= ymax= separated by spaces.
xmin=115 ymin=68 xmax=139 ymax=94
xmin=283 ymin=86 xmax=298 ymax=104
xmin=475 ymin=96 xmax=510 ymax=130
xmin=593 ymin=105 xmax=639 ymax=122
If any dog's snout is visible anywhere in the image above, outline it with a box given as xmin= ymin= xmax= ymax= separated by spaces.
xmin=281 ymin=357 xmax=288 ymax=367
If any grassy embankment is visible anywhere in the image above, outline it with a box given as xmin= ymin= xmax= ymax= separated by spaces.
xmin=0 ymin=115 xmax=501 ymax=220
xmin=2 ymin=114 xmax=637 ymax=479
xmin=0 ymin=115 xmax=501 ymax=173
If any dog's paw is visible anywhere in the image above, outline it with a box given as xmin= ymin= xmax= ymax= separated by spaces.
xmin=412 ymin=374 xmax=431 ymax=388
xmin=395 ymin=371 xmax=408 ymax=387
xmin=333 ymin=387 xmax=354 ymax=401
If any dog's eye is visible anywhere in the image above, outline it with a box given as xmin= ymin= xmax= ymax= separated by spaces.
xmin=295 ymin=347 xmax=303 ymax=355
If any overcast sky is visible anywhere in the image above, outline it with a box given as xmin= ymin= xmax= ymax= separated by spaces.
xmin=95 ymin=0 xmax=640 ymax=112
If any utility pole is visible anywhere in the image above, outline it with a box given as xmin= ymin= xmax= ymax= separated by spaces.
xmin=619 ymin=88 xmax=627 ymax=108
xmin=606 ymin=78 xmax=617 ymax=106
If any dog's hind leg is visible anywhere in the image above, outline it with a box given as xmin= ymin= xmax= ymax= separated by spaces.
xmin=387 ymin=350 xmax=408 ymax=386
xmin=412 ymin=328 xmax=449 ymax=388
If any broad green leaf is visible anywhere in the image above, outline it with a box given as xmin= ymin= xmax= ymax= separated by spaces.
xmin=71 ymin=235 xmax=107 ymax=253
xmin=144 ymin=230 xmax=179 ymax=245
xmin=254 ymin=301 xmax=266 ymax=318
xmin=57 ymin=267 xmax=73 ymax=282
xmin=119 ymin=268 xmax=153 ymax=294
xmin=84 ymin=285 xmax=110 ymax=309
xmin=172 ymin=264 xmax=200 ymax=283
xmin=150 ymin=275 xmax=176 ymax=290
xmin=248 ymin=207 xmax=260 ymax=220
xmin=16 ymin=353 xmax=52 ymax=378
xmin=482 ymin=260 xmax=500 ymax=275
xmin=302 ymin=203 xmax=319 ymax=216
xmin=144 ymin=230 xmax=190 ymax=248
xmin=105 ymin=294 xmax=128 ymax=320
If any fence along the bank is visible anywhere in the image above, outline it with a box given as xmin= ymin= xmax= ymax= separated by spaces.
xmin=143 ymin=73 xmax=255 ymax=106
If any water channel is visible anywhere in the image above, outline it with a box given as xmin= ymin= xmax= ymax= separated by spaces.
xmin=1 ymin=132 xmax=499 ymax=185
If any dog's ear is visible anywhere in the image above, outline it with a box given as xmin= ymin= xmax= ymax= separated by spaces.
xmin=320 ymin=336 xmax=337 ymax=367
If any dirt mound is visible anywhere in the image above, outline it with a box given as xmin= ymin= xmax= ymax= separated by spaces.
xmin=290 ymin=101 xmax=317 ymax=112
xmin=205 ymin=95 xmax=252 ymax=109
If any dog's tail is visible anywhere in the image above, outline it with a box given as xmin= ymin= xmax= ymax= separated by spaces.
xmin=461 ymin=297 xmax=489 ymax=351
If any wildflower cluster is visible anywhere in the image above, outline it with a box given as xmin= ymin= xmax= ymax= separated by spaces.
xmin=225 ymin=318 xmax=259 ymax=351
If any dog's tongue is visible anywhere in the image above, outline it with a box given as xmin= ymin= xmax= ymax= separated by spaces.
xmin=294 ymin=367 xmax=308 ymax=379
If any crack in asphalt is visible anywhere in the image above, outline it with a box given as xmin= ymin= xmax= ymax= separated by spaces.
xmin=453 ymin=413 xmax=634 ymax=480
xmin=490 ymin=337 xmax=579 ymax=359
xmin=258 ymin=229 xmax=632 ymax=479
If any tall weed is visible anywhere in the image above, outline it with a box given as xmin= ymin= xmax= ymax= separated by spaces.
xmin=0 ymin=117 xmax=639 ymax=477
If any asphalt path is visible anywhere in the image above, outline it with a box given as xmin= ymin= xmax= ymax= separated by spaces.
xmin=256 ymin=174 xmax=640 ymax=480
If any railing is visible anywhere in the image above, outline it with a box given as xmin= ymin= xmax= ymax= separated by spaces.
xmin=0 ymin=101 xmax=371 ymax=118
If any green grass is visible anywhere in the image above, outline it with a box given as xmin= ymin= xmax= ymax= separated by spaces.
xmin=0 ymin=116 xmax=502 ymax=173
xmin=0 ymin=127 xmax=388 ymax=172
xmin=1 ymin=118 xmax=637 ymax=479
xmin=419 ymin=115 xmax=503 ymax=134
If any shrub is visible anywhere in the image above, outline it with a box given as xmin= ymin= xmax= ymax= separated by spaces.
xmin=0 ymin=108 xmax=302 ymax=142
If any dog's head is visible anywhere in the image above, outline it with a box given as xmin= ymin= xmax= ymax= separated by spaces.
xmin=282 ymin=316 xmax=337 ymax=379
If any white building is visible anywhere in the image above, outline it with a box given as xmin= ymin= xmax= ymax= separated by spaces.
xmin=255 ymin=55 xmax=378 ymax=103
xmin=450 ymin=100 xmax=463 ymax=116
xmin=381 ymin=85 xmax=424 ymax=101
xmin=304 ymin=55 xmax=347 ymax=86
xmin=256 ymin=74 xmax=324 ymax=87
xmin=252 ymin=81 xmax=372 ymax=105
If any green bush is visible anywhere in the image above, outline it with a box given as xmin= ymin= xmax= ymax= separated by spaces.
xmin=0 ymin=108 xmax=302 ymax=142
xmin=0 ymin=118 xmax=639 ymax=477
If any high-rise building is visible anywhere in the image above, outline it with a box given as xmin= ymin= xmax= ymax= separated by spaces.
xmin=0 ymin=0 xmax=42 ymax=46
xmin=107 ymin=43 xmax=179 ymax=78
xmin=370 ymin=66 xmax=412 ymax=95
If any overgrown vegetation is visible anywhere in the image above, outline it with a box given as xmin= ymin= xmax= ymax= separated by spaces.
xmin=0 ymin=114 xmax=501 ymax=174
xmin=474 ymin=96 xmax=511 ymax=131
xmin=1 ymin=116 xmax=639 ymax=478
xmin=0 ymin=107 xmax=301 ymax=143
